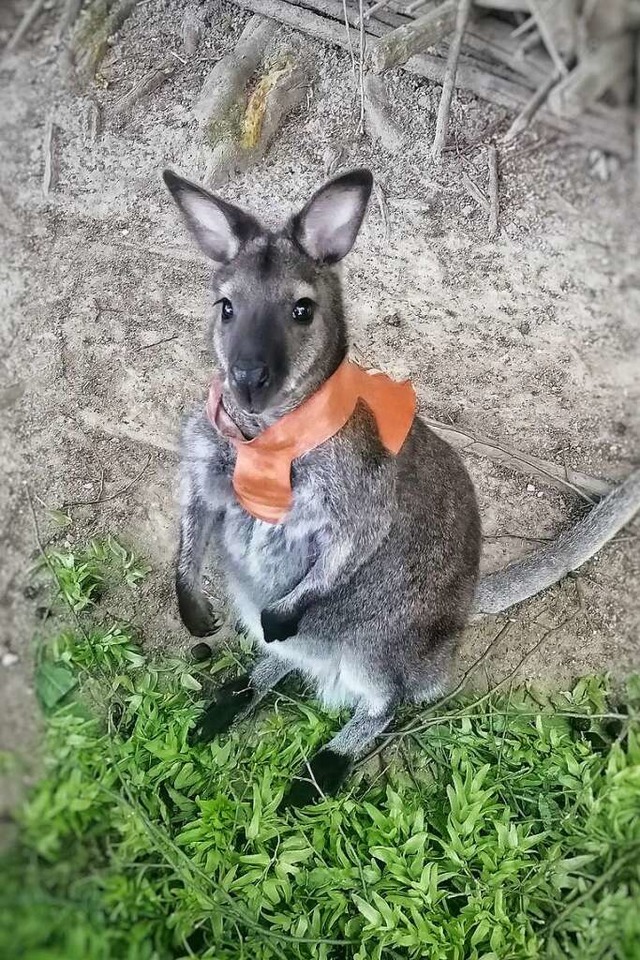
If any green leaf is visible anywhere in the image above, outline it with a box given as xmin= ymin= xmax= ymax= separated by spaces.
xmin=35 ymin=663 xmax=77 ymax=710
xmin=352 ymin=894 xmax=382 ymax=927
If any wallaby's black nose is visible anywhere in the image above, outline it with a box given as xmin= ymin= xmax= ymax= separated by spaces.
xmin=230 ymin=362 xmax=270 ymax=391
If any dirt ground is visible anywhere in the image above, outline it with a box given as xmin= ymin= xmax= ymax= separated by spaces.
xmin=1 ymin=0 xmax=639 ymax=821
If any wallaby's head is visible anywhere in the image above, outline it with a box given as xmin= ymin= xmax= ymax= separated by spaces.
xmin=163 ymin=168 xmax=373 ymax=417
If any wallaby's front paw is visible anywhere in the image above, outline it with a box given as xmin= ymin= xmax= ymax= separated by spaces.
xmin=188 ymin=675 xmax=254 ymax=744
xmin=261 ymin=608 xmax=300 ymax=643
xmin=178 ymin=590 xmax=222 ymax=638
xmin=279 ymin=749 xmax=352 ymax=809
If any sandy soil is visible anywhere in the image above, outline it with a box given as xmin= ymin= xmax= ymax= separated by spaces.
xmin=1 ymin=0 xmax=639 ymax=824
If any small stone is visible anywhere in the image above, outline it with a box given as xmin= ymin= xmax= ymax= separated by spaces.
xmin=461 ymin=203 xmax=474 ymax=218
xmin=537 ymin=491 xmax=544 ymax=497
xmin=526 ymin=483 xmax=536 ymax=492
xmin=1 ymin=652 xmax=19 ymax=667
xmin=190 ymin=641 xmax=212 ymax=662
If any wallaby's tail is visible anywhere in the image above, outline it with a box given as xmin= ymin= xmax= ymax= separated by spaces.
xmin=472 ymin=468 xmax=640 ymax=616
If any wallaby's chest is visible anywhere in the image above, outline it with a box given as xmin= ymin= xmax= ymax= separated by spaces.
xmin=216 ymin=479 xmax=326 ymax=607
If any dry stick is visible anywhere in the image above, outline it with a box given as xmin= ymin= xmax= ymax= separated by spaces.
xmin=4 ymin=0 xmax=45 ymax=54
xmin=361 ymin=0 xmax=392 ymax=21
xmin=487 ymin=142 xmax=499 ymax=238
xmin=112 ymin=56 xmax=177 ymax=118
xmin=502 ymin=70 xmax=559 ymax=144
xmin=422 ymin=418 xmax=609 ymax=503
xmin=341 ymin=0 xmax=357 ymax=71
xmin=462 ymin=171 xmax=490 ymax=212
xmin=636 ymin=34 xmax=640 ymax=194
xmin=511 ymin=13 xmax=535 ymax=38
xmin=56 ymin=0 xmax=84 ymax=43
xmin=431 ymin=0 xmax=472 ymax=164
xmin=528 ymin=0 xmax=568 ymax=76
xmin=42 ymin=118 xmax=55 ymax=198
xmin=141 ymin=333 xmax=179 ymax=349
xmin=357 ymin=0 xmax=366 ymax=131
xmin=368 ymin=0 xmax=457 ymax=73
xmin=62 ymin=455 xmax=151 ymax=508
xmin=374 ymin=181 xmax=390 ymax=237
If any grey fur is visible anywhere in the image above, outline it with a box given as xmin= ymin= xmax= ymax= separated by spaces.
xmin=164 ymin=168 xmax=639 ymax=805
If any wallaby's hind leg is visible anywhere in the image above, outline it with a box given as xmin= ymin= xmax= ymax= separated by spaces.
xmin=280 ymin=701 xmax=395 ymax=809
xmin=189 ymin=655 xmax=292 ymax=744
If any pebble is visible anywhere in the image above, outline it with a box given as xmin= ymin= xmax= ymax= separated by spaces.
xmin=1 ymin=652 xmax=19 ymax=668
xmin=526 ymin=483 xmax=535 ymax=492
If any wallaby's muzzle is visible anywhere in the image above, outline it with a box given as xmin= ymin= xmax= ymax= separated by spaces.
xmin=229 ymin=359 xmax=271 ymax=410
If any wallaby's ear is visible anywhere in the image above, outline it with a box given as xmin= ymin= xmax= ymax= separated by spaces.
xmin=291 ymin=168 xmax=374 ymax=264
xmin=163 ymin=169 xmax=261 ymax=263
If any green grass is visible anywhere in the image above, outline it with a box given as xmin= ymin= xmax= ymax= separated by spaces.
xmin=1 ymin=539 xmax=639 ymax=960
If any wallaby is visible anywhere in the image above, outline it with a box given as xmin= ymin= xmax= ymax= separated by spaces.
xmin=163 ymin=167 xmax=640 ymax=808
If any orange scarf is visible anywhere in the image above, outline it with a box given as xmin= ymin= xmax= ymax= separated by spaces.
xmin=206 ymin=360 xmax=416 ymax=523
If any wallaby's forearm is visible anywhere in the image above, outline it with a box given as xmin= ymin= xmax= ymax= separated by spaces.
xmin=472 ymin=467 xmax=640 ymax=616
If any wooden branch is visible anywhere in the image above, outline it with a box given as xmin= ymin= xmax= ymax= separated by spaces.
xmin=529 ymin=0 xmax=576 ymax=66
xmin=423 ymin=417 xmax=614 ymax=501
xmin=4 ymin=0 xmax=45 ymax=54
xmin=636 ymin=33 xmax=640 ymax=194
xmin=461 ymin=172 xmax=490 ymax=212
xmin=42 ymin=118 xmax=55 ymax=198
xmin=194 ymin=16 xmax=276 ymax=127
xmin=473 ymin=0 xmax=528 ymax=9
xmin=56 ymin=0 xmax=84 ymax=43
xmin=462 ymin=18 xmax=549 ymax=86
xmin=112 ymin=55 xmax=177 ymax=119
xmin=502 ymin=70 xmax=559 ymax=144
xmin=367 ymin=0 xmax=456 ymax=73
xmin=487 ymin=143 xmax=499 ymax=237
xmin=431 ymin=0 xmax=472 ymax=164
xmin=548 ymin=35 xmax=634 ymax=120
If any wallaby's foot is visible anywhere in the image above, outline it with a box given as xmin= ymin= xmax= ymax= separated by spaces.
xmin=261 ymin=607 xmax=300 ymax=643
xmin=280 ymin=749 xmax=352 ymax=809
xmin=178 ymin=588 xmax=222 ymax=638
xmin=189 ymin=675 xmax=254 ymax=744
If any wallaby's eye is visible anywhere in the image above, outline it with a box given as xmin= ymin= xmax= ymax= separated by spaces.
xmin=220 ymin=297 xmax=234 ymax=323
xmin=292 ymin=297 xmax=315 ymax=325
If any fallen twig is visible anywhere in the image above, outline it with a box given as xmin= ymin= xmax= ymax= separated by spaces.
xmin=528 ymin=0 xmax=569 ymax=76
xmin=487 ymin=142 xmax=499 ymax=238
xmin=502 ymin=71 xmax=560 ymax=144
xmin=141 ymin=333 xmax=179 ymax=349
xmin=636 ymin=34 xmax=640 ymax=194
xmin=4 ymin=0 xmax=45 ymax=55
xmin=422 ymin=416 xmax=611 ymax=502
xmin=42 ymin=118 xmax=56 ymax=198
xmin=113 ymin=56 xmax=177 ymax=119
xmin=431 ymin=0 xmax=472 ymax=164
xmin=56 ymin=0 xmax=84 ymax=43
xmin=62 ymin=455 xmax=151 ymax=508
xmin=360 ymin=0 xmax=391 ymax=23
xmin=461 ymin=171 xmax=490 ymax=213
xmin=373 ymin=181 xmax=389 ymax=238
xmin=368 ymin=0 xmax=456 ymax=73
